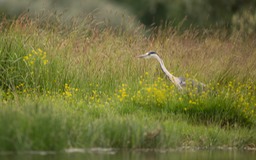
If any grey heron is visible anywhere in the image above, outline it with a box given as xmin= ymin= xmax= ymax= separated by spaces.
xmin=137 ymin=51 xmax=206 ymax=91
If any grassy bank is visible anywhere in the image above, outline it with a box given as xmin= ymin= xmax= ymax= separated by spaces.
xmin=0 ymin=15 xmax=255 ymax=151
xmin=0 ymin=97 xmax=255 ymax=151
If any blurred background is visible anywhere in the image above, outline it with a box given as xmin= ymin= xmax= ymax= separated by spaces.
xmin=0 ymin=0 xmax=256 ymax=34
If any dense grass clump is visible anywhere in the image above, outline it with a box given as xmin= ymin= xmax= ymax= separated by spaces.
xmin=0 ymin=15 xmax=255 ymax=151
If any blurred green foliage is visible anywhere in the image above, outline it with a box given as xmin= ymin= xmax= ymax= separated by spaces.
xmin=110 ymin=0 xmax=256 ymax=29
xmin=0 ymin=0 xmax=256 ymax=33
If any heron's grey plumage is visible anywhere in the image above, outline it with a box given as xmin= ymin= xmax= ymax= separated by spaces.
xmin=137 ymin=51 xmax=206 ymax=91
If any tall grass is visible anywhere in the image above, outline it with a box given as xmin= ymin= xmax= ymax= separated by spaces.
xmin=0 ymin=98 xmax=255 ymax=151
xmin=0 ymin=14 xmax=255 ymax=151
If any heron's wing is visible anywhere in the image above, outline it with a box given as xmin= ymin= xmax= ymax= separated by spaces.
xmin=178 ymin=77 xmax=186 ymax=87
xmin=186 ymin=78 xmax=206 ymax=92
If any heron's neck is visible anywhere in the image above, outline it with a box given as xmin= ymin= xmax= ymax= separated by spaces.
xmin=154 ymin=55 xmax=183 ymax=89
xmin=154 ymin=55 xmax=174 ymax=79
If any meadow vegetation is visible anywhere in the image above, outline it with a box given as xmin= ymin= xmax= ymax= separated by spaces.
xmin=0 ymin=14 xmax=256 ymax=151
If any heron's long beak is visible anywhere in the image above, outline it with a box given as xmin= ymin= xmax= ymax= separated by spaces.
xmin=136 ymin=54 xmax=148 ymax=58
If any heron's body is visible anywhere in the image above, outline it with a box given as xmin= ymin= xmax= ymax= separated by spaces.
xmin=137 ymin=51 xmax=205 ymax=91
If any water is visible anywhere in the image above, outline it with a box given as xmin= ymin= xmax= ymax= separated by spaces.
xmin=1 ymin=149 xmax=255 ymax=160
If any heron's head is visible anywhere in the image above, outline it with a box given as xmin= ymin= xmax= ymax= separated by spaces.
xmin=137 ymin=51 xmax=158 ymax=59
